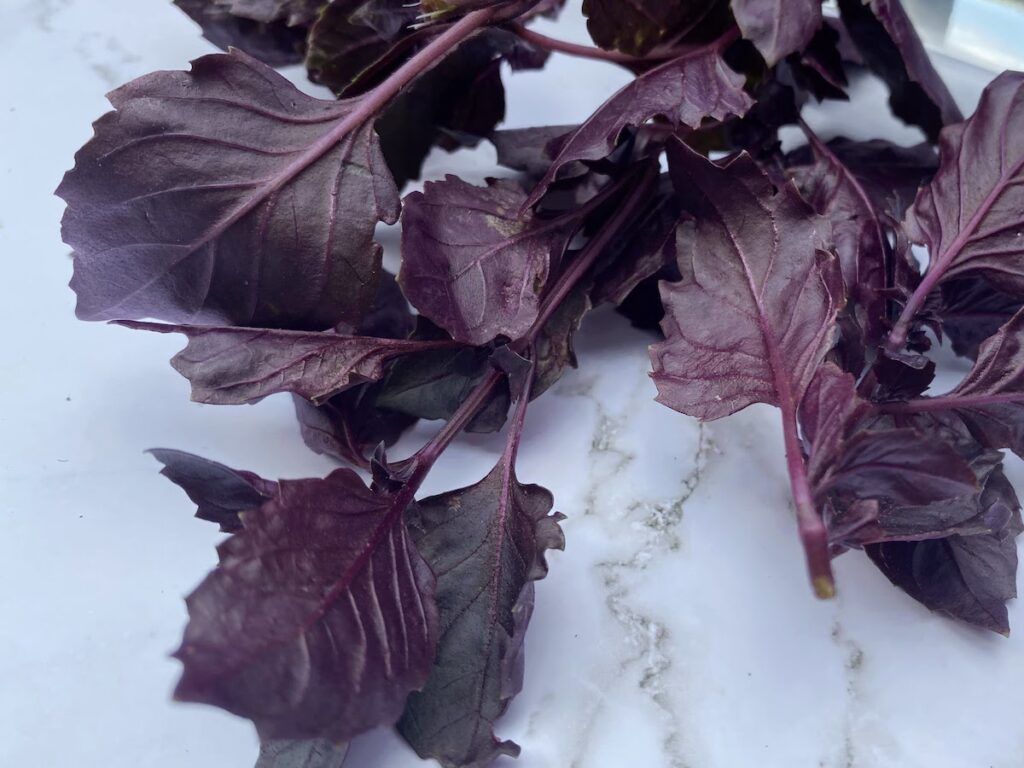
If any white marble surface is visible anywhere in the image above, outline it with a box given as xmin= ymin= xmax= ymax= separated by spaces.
xmin=2 ymin=2 xmax=1023 ymax=767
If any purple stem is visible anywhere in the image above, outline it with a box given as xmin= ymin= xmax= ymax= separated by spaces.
xmin=526 ymin=163 xmax=658 ymax=342
xmin=510 ymin=23 xmax=673 ymax=65
xmin=886 ymin=157 xmax=1024 ymax=352
xmin=182 ymin=8 xmax=499 ymax=251
xmin=881 ymin=391 xmax=1024 ymax=413
xmin=780 ymin=402 xmax=835 ymax=598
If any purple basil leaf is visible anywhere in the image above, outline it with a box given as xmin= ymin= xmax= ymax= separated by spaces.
xmin=398 ymin=464 xmax=564 ymax=766
xmin=916 ymin=308 xmax=1024 ymax=458
xmin=902 ymin=72 xmax=1024 ymax=296
xmin=731 ymin=0 xmax=823 ymax=66
xmin=291 ymin=269 xmax=419 ymax=467
xmin=582 ymin=0 xmax=728 ymax=56
xmin=795 ymin=127 xmax=889 ymax=341
xmin=836 ymin=0 xmax=962 ymax=141
xmin=590 ymin=174 xmax=682 ymax=308
xmin=490 ymin=125 xmax=578 ymax=179
xmin=305 ymin=0 xmax=418 ymax=97
xmin=375 ymin=31 xmax=546 ymax=186
xmin=376 ymin=325 xmax=511 ymax=434
xmin=340 ymin=268 xmax=416 ymax=341
xmin=940 ymin=276 xmax=1024 ymax=360
xmin=399 ymin=177 xmax=578 ymax=345
xmin=787 ymin=136 xmax=938 ymax=219
xmin=650 ymin=140 xmax=840 ymax=421
xmin=865 ymin=449 xmax=1018 ymax=544
xmin=173 ymin=0 xmax=312 ymax=66
xmin=789 ymin=24 xmax=849 ymax=101
xmin=816 ymin=428 xmax=977 ymax=507
xmin=799 ymin=363 xmax=868 ymax=490
xmin=117 ymin=321 xmax=453 ymax=405
xmin=870 ymin=348 xmax=936 ymax=401
xmin=292 ymin=386 xmax=417 ymax=468
xmin=174 ymin=468 xmax=438 ymax=741
xmin=523 ymin=46 xmax=754 ymax=209
xmin=57 ymin=49 xmax=400 ymax=329
xmin=150 ymin=448 xmax=276 ymax=533
xmin=223 ymin=0 xmax=324 ymax=25
xmin=532 ymin=285 xmax=591 ymax=398
xmin=867 ymin=517 xmax=1022 ymax=635
xmin=255 ymin=739 xmax=348 ymax=768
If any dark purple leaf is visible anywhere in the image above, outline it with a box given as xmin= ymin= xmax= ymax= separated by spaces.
xmin=800 ymin=365 xmax=973 ymax=509
xmin=224 ymin=0 xmax=323 ymax=25
xmin=375 ymin=31 xmax=545 ymax=186
xmin=376 ymin=325 xmax=511 ymax=434
xmin=650 ymin=139 xmax=842 ymax=594
xmin=731 ymin=0 xmax=823 ymax=66
xmin=532 ymin=285 xmax=591 ymax=398
xmin=305 ymin=0 xmax=418 ymax=97
xmin=118 ymin=321 xmax=454 ymax=405
xmin=582 ymin=0 xmax=727 ymax=55
xmin=856 ymin=449 xmax=1018 ymax=545
xmin=590 ymin=175 xmax=681 ymax=308
xmin=490 ymin=125 xmax=577 ymax=178
xmin=799 ymin=363 xmax=868 ymax=490
xmin=57 ymin=50 xmax=399 ymax=329
xmin=816 ymin=428 xmax=977 ymax=507
xmin=787 ymin=137 xmax=938 ymax=219
xmin=173 ymin=0 xmax=312 ymax=66
xmin=292 ymin=386 xmax=416 ymax=468
xmin=174 ymin=468 xmax=438 ymax=741
xmin=523 ymin=46 xmax=753 ymax=209
xmin=255 ymin=739 xmax=348 ymax=768
xmin=789 ymin=24 xmax=849 ymax=101
xmin=150 ymin=449 xmax=276 ymax=533
xmin=909 ymin=309 xmax=1024 ymax=458
xmin=398 ymin=457 xmax=563 ymax=767
xmin=837 ymin=0 xmax=962 ymax=141
xmin=650 ymin=140 xmax=840 ymax=421
xmin=940 ymin=276 xmax=1024 ymax=360
xmin=903 ymin=72 xmax=1024 ymax=295
xmin=399 ymin=177 xmax=579 ymax=345
xmin=868 ymin=515 xmax=1022 ymax=635
xmin=870 ymin=349 xmax=935 ymax=401
xmin=794 ymin=126 xmax=889 ymax=341
xmin=340 ymin=268 xmax=415 ymax=341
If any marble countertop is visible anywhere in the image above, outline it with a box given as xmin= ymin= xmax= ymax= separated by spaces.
xmin=2 ymin=2 xmax=1022 ymax=767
